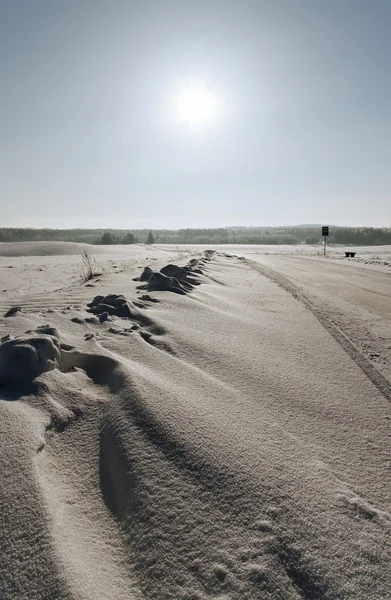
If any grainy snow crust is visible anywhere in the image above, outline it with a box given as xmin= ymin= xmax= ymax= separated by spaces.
xmin=0 ymin=242 xmax=390 ymax=600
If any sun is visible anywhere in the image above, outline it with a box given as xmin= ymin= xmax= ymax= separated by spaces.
xmin=176 ymin=84 xmax=219 ymax=128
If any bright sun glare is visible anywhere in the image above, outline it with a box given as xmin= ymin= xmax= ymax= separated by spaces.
xmin=176 ymin=84 xmax=219 ymax=128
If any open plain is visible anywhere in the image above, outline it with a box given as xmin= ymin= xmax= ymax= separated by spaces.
xmin=0 ymin=242 xmax=390 ymax=600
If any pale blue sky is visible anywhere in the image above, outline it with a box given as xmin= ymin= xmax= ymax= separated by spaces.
xmin=1 ymin=0 xmax=390 ymax=228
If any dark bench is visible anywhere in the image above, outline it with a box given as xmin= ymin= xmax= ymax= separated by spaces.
xmin=345 ymin=252 xmax=356 ymax=258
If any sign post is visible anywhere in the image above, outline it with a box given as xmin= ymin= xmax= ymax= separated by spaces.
xmin=322 ymin=226 xmax=329 ymax=256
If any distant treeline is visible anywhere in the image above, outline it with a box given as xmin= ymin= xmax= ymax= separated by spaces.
xmin=0 ymin=227 xmax=391 ymax=246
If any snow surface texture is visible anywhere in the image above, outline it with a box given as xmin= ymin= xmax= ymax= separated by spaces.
xmin=0 ymin=243 xmax=390 ymax=600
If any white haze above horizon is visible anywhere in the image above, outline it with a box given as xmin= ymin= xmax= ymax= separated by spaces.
xmin=1 ymin=0 xmax=390 ymax=229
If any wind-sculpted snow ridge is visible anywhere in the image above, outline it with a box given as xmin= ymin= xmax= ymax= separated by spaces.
xmin=82 ymin=252 xmax=212 ymax=325
xmin=133 ymin=250 xmax=212 ymax=295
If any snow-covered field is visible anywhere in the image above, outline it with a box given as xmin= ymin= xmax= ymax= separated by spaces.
xmin=0 ymin=242 xmax=390 ymax=600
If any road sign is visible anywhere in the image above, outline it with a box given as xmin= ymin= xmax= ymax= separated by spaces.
xmin=322 ymin=226 xmax=329 ymax=256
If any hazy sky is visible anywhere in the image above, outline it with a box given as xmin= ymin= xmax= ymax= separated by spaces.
xmin=1 ymin=0 xmax=390 ymax=229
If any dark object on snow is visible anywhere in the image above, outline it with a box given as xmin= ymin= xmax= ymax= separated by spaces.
xmin=87 ymin=294 xmax=151 ymax=324
xmin=0 ymin=334 xmax=60 ymax=385
xmin=160 ymin=264 xmax=188 ymax=281
xmin=85 ymin=316 xmax=99 ymax=324
xmin=134 ymin=254 xmax=207 ymax=295
xmin=87 ymin=296 xmax=104 ymax=308
xmin=140 ymin=266 xmax=153 ymax=281
xmin=4 ymin=306 xmax=22 ymax=317
xmin=147 ymin=272 xmax=192 ymax=295
xmin=345 ymin=252 xmax=356 ymax=258
xmin=133 ymin=266 xmax=153 ymax=282
xmin=71 ymin=317 xmax=85 ymax=324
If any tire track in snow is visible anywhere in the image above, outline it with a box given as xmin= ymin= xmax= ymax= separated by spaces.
xmin=245 ymin=258 xmax=391 ymax=404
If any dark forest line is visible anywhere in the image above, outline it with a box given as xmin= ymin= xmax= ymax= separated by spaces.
xmin=0 ymin=226 xmax=391 ymax=246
